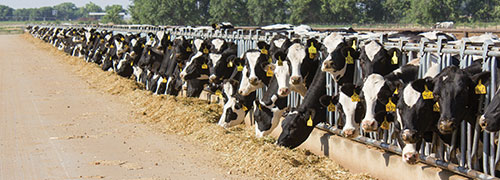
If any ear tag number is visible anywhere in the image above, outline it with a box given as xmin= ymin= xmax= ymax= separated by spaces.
xmin=346 ymin=51 xmax=354 ymax=64
xmin=475 ymin=79 xmax=487 ymax=95
xmin=351 ymin=92 xmax=360 ymax=102
xmin=422 ymin=85 xmax=434 ymax=100
xmin=386 ymin=98 xmax=396 ymax=112
xmin=380 ymin=117 xmax=390 ymax=130
xmin=266 ymin=68 xmax=274 ymax=77
xmin=237 ymin=64 xmax=243 ymax=71
xmin=307 ymin=116 xmax=313 ymax=127
xmin=261 ymin=48 xmax=268 ymax=55
xmin=277 ymin=56 xmax=283 ymax=66
xmin=433 ymin=101 xmax=440 ymax=112
xmin=308 ymin=42 xmax=317 ymax=59
xmin=328 ymin=102 xmax=336 ymax=112
xmin=391 ymin=51 xmax=398 ymax=65
xmin=202 ymin=63 xmax=208 ymax=69
xmin=227 ymin=61 xmax=233 ymax=68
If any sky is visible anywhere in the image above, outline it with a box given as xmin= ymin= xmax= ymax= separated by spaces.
xmin=0 ymin=0 xmax=132 ymax=9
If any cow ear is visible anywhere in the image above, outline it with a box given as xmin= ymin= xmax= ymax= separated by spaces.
xmin=411 ymin=78 xmax=434 ymax=93
xmin=471 ymin=71 xmax=491 ymax=87
xmin=386 ymin=48 xmax=402 ymax=65
xmin=274 ymin=51 xmax=287 ymax=63
xmin=257 ymin=41 xmax=269 ymax=50
xmin=319 ymin=95 xmax=332 ymax=107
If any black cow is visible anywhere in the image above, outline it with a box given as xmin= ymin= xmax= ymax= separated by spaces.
xmin=277 ymin=65 xmax=327 ymax=149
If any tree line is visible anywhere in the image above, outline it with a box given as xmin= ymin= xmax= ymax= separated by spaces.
xmin=0 ymin=2 xmax=125 ymax=23
xmin=129 ymin=0 xmax=500 ymax=26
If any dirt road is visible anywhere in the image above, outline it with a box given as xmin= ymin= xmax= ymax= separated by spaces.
xmin=0 ymin=35 xmax=245 ymax=179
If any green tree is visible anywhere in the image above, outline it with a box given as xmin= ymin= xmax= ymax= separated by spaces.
xmin=382 ymin=0 xmax=411 ymax=23
xmin=0 ymin=5 xmax=14 ymax=20
xmin=77 ymin=2 xmax=104 ymax=18
xmin=102 ymin=5 xmax=125 ymax=24
xmin=209 ymin=0 xmax=248 ymax=25
xmin=130 ymin=0 xmax=211 ymax=25
xmin=53 ymin=2 xmax=78 ymax=20
xmin=289 ymin=0 xmax=323 ymax=24
xmin=247 ymin=0 xmax=287 ymax=25
xmin=320 ymin=0 xmax=360 ymax=23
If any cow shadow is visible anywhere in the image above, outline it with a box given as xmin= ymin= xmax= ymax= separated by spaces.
xmin=320 ymin=133 xmax=330 ymax=157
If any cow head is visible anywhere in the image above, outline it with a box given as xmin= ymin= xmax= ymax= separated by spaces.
xmin=180 ymin=52 xmax=210 ymax=80
xmin=480 ymin=91 xmax=500 ymax=132
xmin=397 ymin=78 xmax=438 ymax=164
xmin=269 ymin=51 xmax=291 ymax=97
xmin=218 ymin=80 xmax=252 ymax=128
xmin=433 ymin=66 xmax=491 ymax=134
xmin=269 ymin=34 xmax=292 ymax=54
xmin=319 ymin=84 xmax=364 ymax=138
xmin=277 ymin=107 xmax=316 ymax=149
xmin=238 ymin=50 xmax=272 ymax=96
xmin=208 ymin=53 xmax=239 ymax=84
xmin=359 ymin=41 xmax=402 ymax=78
xmin=321 ymin=34 xmax=359 ymax=83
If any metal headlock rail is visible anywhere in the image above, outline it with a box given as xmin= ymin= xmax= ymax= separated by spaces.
xmin=31 ymin=24 xmax=500 ymax=179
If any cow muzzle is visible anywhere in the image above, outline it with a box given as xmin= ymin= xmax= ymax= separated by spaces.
xmin=278 ymin=88 xmax=290 ymax=97
xmin=209 ymin=75 xmax=217 ymax=83
xmin=438 ymin=118 xmax=456 ymax=134
xmin=322 ymin=60 xmax=334 ymax=71
xmin=290 ymin=76 xmax=302 ymax=85
xmin=403 ymin=152 xmax=419 ymax=165
xmin=361 ymin=119 xmax=378 ymax=132
xmin=479 ymin=115 xmax=487 ymax=130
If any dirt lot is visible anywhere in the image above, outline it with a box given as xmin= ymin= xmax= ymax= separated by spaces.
xmin=0 ymin=34 xmax=373 ymax=179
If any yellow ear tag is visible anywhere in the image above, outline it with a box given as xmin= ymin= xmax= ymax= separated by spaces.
xmin=394 ymin=88 xmax=399 ymax=95
xmin=277 ymin=56 xmax=283 ymax=66
xmin=352 ymin=40 xmax=357 ymax=50
xmin=109 ymin=56 xmax=112 ymax=60
xmin=110 ymin=45 xmax=114 ymax=48
xmin=308 ymin=42 xmax=317 ymax=59
xmin=261 ymin=48 xmax=268 ymax=55
xmin=167 ymin=36 xmax=170 ymax=40
xmin=346 ymin=51 xmax=354 ymax=64
xmin=307 ymin=116 xmax=313 ymax=127
xmin=242 ymin=105 xmax=248 ymax=111
xmin=190 ymin=40 xmax=193 ymax=44
xmin=201 ymin=63 xmax=208 ymax=69
xmin=351 ymin=92 xmax=360 ymax=102
xmin=203 ymin=47 xmax=209 ymax=54
xmin=215 ymin=90 xmax=222 ymax=98
xmin=124 ymin=45 xmax=129 ymax=48
xmin=391 ymin=51 xmax=398 ymax=65
xmin=386 ymin=98 xmax=396 ymax=112
xmin=266 ymin=68 xmax=274 ymax=77
xmin=168 ymin=45 xmax=172 ymax=50
xmin=130 ymin=61 xmax=134 ymax=66
xmin=475 ymin=79 xmax=487 ymax=95
xmin=162 ymin=78 xmax=168 ymax=83
xmin=227 ymin=61 xmax=233 ymax=68
xmin=186 ymin=47 xmax=192 ymax=52
xmin=141 ymin=44 xmax=145 ymax=48
xmin=328 ymin=102 xmax=336 ymax=112
xmin=433 ymin=102 xmax=440 ymax=112
xmin=121 ymin=37 xmax=124 ymax=41
xmin=148 ymin=51 xmax=151 ymax=55
xmin=237 ymin=64 xmax=243 ymax=71
xmin=268 ymin=57 xmax=272 ymax=63
xmin=422 ymin=85 xmax=434 ymax=100
xmin=258 ymin=103 xmax=262 ymax=110
xmin=380 ymin=117 xmax=390 ymax=130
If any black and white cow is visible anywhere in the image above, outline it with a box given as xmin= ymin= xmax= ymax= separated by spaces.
xmin=360 ymin=59 xmax=420 ymax=132
xmin=321 ymin=34 xmax=359 ymax=85
xmin=218 ymin=79 xmax=256 ymax=128
xmin=359 ymin=40 xmax=402 ymax=78
xmin=238 ymin=49 xmax=273 ymax=96
xmin=277 ymin=65 xmax=327 ymax=149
